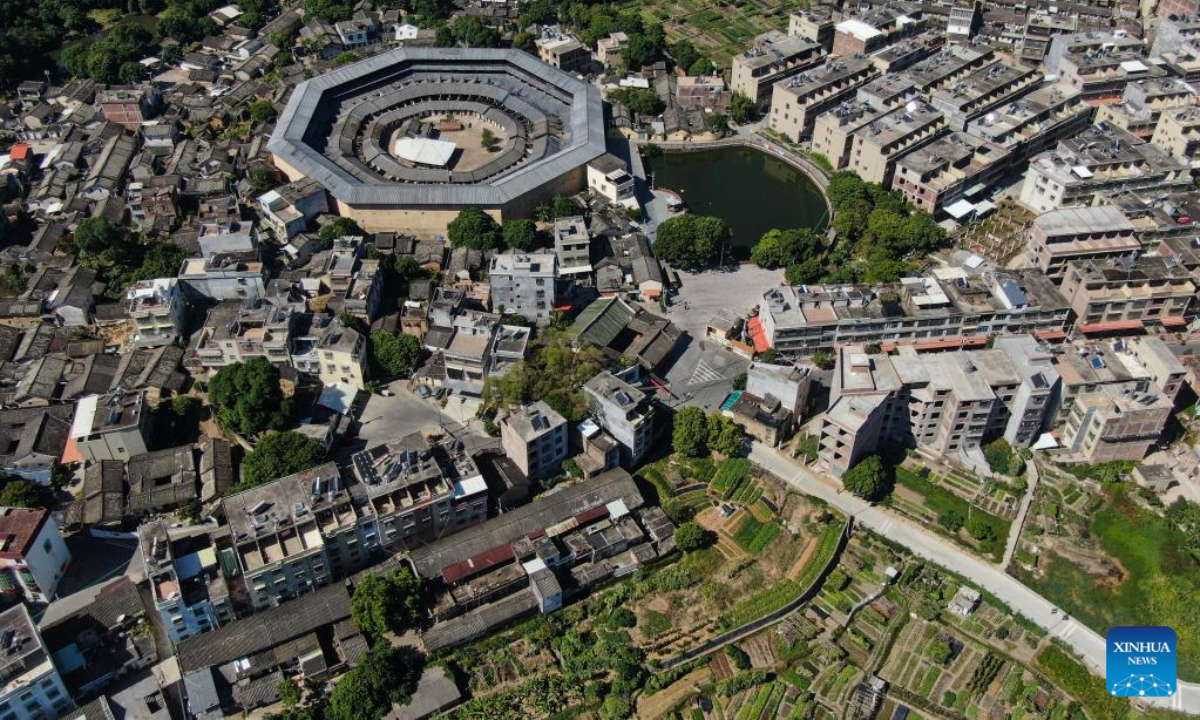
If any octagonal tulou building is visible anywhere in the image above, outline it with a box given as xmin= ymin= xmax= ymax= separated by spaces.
xmin=268 ymin=47 xmax=607 ymax=236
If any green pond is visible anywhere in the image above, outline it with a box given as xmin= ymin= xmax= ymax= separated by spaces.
xmin=647 ymin=145 xmax=829 ymax=260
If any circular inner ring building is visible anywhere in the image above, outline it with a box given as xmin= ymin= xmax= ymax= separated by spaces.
xmin=267 ymin=48 xmax=607 ymax=235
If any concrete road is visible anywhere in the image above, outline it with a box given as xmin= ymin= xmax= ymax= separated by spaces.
xmin=748 ymin=442 xmax=1198 ymax=713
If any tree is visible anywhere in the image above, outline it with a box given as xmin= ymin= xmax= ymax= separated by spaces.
xmin=536 ymin=196 xmax=579 ymax=222
xmin=319 ymin=217 xmax=363 ymax=246
xmin=674 ymin=521 xmax=707 ymax=552
xmin=480 ymin=127 xmax=497 ymax=150
xmin=327 ymin=645 xmax=420 ymax=720
xmin=236 ymin=432 xmax=326 ymax=492
xmin=939 ymin=508 xmax=965 ymax=533
xmin=785 ymin=258 xmax=824 ymax=286
xmin=725 ymin=645 xmax=751 ymax=670
xmin=371 ymin=330 xmax=422 ymax=378
xmin=207 ymin=358 xmax=292 ymax=436
xmin=608 ymin=88 xmax=664 ymax=117
xmin=0 ymin=477 xmax=54 ymax=509
xmin=249 ymin=167 xmax=279 ymax=192
xmin=670 ymin=40 xmax=701 ymax=72
xmin=502 ymin=219 xmax=539 ymax=251
xmin=249 ymin=100 xmax=277 ymax=125
xmin=842 ymin=455 xmax=887 ymax=500
xmin=437 ymin=15 xmax=501 ymax=47
xmin=672 ymin=407 xmax=709 ymax=456
xmin=158 ymin=7 xmax=218 ymax=43
xmin=350 ymin=569 xmax=423 ymax=638
xmin=653 ymin=215 xmax=730 ymax=270
xmin=729 ymin=91 xmax=756 ymax=123
xmin=512 ymin=31 xmax=536 ymax=53
xmin=984 ymin=439 xmax=1024 ymax=477
xmin=966 ymin=514 xmax=996 ymax=542
xmin=71 ymin=217 xmax=136 ymax=268
xmin=623 ymin=24 xmax=663 ymax=70
xmin=305 ymin=0 xmax=354 ymax=23
xmin=811 ymin=350 xmax=834 ymax=370
xmin=688 ymin=57 xmax=714 ymax=76
xmin=926 ymin=638 xmax=954 ymax=665
xmin=447 ymin=207 xmax=500 ymax=251
xmin=751 ymin=228 xmax=823 ymax=269
xmin=709 ymin=416 xmax=744 ymax=457
xmin=277 ymin=679 xmax=302 ymax=710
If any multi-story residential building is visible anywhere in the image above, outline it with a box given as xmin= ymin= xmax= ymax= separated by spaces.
xmin=596 ymin=32 xmax=628 ymax=67
xmin=352 ymin=431 xmax=488 ymax=553
xmin=902 ymin=44 xmax=995 ymax=94
xmin=789 ymin=8 xmax=836 ymax=51
xmin=811 ymin=74 xmax=918 ymax=168
xmin=1153 ymin=10 xmax=1200 ymax=57
xmin=70 ymin=390 xmax=152 ymax=463
xmin=222 ymin=462 xmax=373 ymax=610
xmin=0 ymin=604 xmax=74 ymax=720
xmin=946 ymin=1 xmax=983 ymax=44
xmin=490 ymin=251 xmax=559 ymax=326
xmin=586 ymin=155 xmax=636 ymax=208
xmin=966 ymin=84 xmax=1092 ymax=160
xmin=584 ymin=371 xmax=657 ymax=465
xmin=1045 ymin=31 xmax=1144 ymax=77
xmin=891 ymin=131 xmax=1012 ymax=217
xmin=535 ymin=28 xmax=591 ymax=74
xmin=768 ymin=58 xmax=878 ymax=141
xmin=928 ymin=61 xmax=1039 ymax=131
xmin=126 ymin=278 xmax=188 ymax=347
xmin=756 ymin=269 xmax=1070 ymax=354
xmin=818 ymin=338 xmax=1060 ymax=477
xmin=1151 ymin=105 xmax=1200 ymax=167
xmin=1057 ymin=46 xmax=1168 ymax=101
xmin=831 ymin=7 xmax=927 ymax=57
xmin=1059 ymin=256 xmax=1196 ymax=332
xmin=443 ymin=310 xmax=500 ymax=395
xmin=1060 ymin=383 xmax=1174 ymax=462
xmin=553 ymin=216 xmax=592 ymax=279
xmin=501 ymin=401 xmax=569 ymax=479
xmin=1019 ymin=125 xmax=1192 ymax=213
xmin=335 ymin=18 xmax=373 ymax=48
xmin=0 ymin=508 xmax=70 ymax=604
xmin=1018 ymin=14 xmax=1078 ymax=66
xmin=844 ymin=98 xmax=946 ymax=184
xmin=197 ymin=217 xmax=258 ymax=259
xmin=187 ymin=299 xmax=297 ymax=371
xmin=292 ymin=315 xmax=370 ymax=389
xmin=257 ymin=179 xmax=328 ymax=241
xmin=98 ymin=86 xmax=156 ymax=129
xmin=179 ymin=252 xmax=266 ymax=302
xmin=1094 ymin=77 xmax=1196 ymax=138
xmin=731 ymin=31 xmax=824 ymax=106
xmin=1026 ymin=205 xmax=1142 ymax=278
xmin=140 ymin=519 xmax=234 ymax=645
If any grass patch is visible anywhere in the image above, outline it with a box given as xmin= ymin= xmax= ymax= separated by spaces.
xmin=1035 ymin=645 xmax=1132 ymax=720
xmin=732 ymin=515 xmax=781 ymax=554
xmin=893 ymin=467 xmax=1010 ymax=560
xmin=712 ymin=458 xmax=752 ymax=499
xmin=1023 ymin=487 xmax=1200 ymax=681
xmin=720 ymin=522 xmax=842 ymax=627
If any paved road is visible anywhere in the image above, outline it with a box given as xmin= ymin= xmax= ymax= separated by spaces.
xmin=747 ymin=443 xmax=1197 ymax=713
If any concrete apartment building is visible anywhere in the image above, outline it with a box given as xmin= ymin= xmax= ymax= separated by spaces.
xmin=584 ymin=371 xmax=657 ymax=465
xmin=928 ymin=61 xmax=1039 ymax=131
xmin=178 ymin=252 xmax=266 ymax=302
xmin=1044 ymin=31 xmax=1144 ymax=77
xmin=1060 ymin=383 xmax=1174 ymax=462
xmin=891 ymin=131 xmax=1013 ymax=217
xmin=290 ymin=315 xmax=369 ymax=390
xmin=902 ymin=44 xmax=995 ymax=94
xmin=596 ymin=32 xmax=628 ymax=67
xmin=126 ymin=278 xmax=188 ymax=347
xmin=257 ymin=179 xmax=328 ymax=241
xmin=0 ymin=508 xmax=71 ymax=604
xmin=731 ymin=31 xmax=824 ymax=106
xmin=831 ymin=7 xmax=927 ymax=57
xmin=789 ymin=8 xmax=836 ymax=51
xmin=553 ymin=216 xmax=592 ymax=280
xmin=1151 ymin=105 xmax=1200 ymax=167
xmin=757 ymin=269 xmax=1070 ymax=354
xmin=1058 ymin=256 xmax=1196 ymax=332
xmin=1025 ymin=205 xmax=1142 ymax=279
xmin=535 ymin=29 xmax=591 ymax=74
xmin=500 ymin=401 xmax=569 ymax=480
xmin=818 ymin=337 xmax=1060 ymax=477
xmin=222 ymin=462 xmax=373 ymax=610
xmin=351 ymin=431 xmax=489 ymax=553
xmin=1094 ymin=77 xmax=1196 ymax=138
xmin=0 ymin=605 xmax=74 ymax=720
xmin=187 ymin=299 xmax=297 ymax=371
xmin=811 ymin=74 xmax=918 ymax=168
xmin=70 ymin=390 xmax=152 ymax=463
xmin=946 ymin=1 xmax=983 ymax=44
xmin=586 ymin=154 xmax=636 ymax=208
xmin=490 ymin=251 xmax=559 ymax=326
xmin=139 ymin=519 xmax=234 ymax=645
xmin=844 ymin=99 xmax=947 ymax=184
xmin=1018 ymin=14 xmax=1079 ymax=66
xmin=1019 ymin=125 xmax=1192 ymax=213
xmin=1057 ymin=46 xmax=1169 ymax=101
xmin=966 ymin=84 xmax=1092 ymax=160
xmin=768 ymin=58 xmax=878 ymax=141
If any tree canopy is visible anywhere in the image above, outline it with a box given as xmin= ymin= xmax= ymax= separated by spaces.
xmin=842 ymin=455 xmax=888 ymax=501
xmin=319 ymin=217 xmax=364 ymax=246
xmin=608 ymin=88 xmax=664 ymax=117
xmin=482 ymin=331 xmax=610 ymax=422
xmin=653 ymin=215 xmax=731 ymax=270
xmin=370 ymin=330 xmax=422 ymax=378
xmin=61 ymin=23 xmax=153 ymax=84
xmin=502 ymin=219 xmax=540 ymax=251
xmin=751 ymin=228 xmax=823 ymax=269
xmin=207 ymin=358 xmax=292 ymax=436
xmin=68 ymin=217 xmax=186 ymax=299
xmin=435 ymin=15 xmax=502 ymax=48
xmin=671 ymin=408 xmax=744 ymax=457
xmin=327 ymin=645 xmax=420 ymax=720
xmin=448 ymin=208 xmax=501 ymax=251
xmin=350 ymin=569 xmax=423 ymax=639
xmin=0 ymin=475 xmax=54 ymax=509
xmin=234 ymin=432 xmax=326 ymax=493
xmin=730 ymin=92 xmax=756 ymax=123
xmin=674 ymin=521 xmax=707 ymax=552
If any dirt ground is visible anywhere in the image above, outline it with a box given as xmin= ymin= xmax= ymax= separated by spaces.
xmin=424 ymin=113 xmax=509 ymax=172
xmin=636 ymin=667 xmax=712 ymax=719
